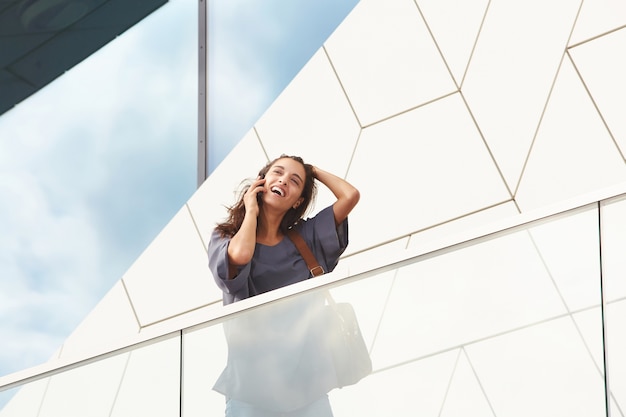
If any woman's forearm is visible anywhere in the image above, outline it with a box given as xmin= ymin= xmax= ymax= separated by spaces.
xmin=228 ymin=211 xmax=257 ymax=267
xmin=227 ymin=176 xmax=265 ymax=275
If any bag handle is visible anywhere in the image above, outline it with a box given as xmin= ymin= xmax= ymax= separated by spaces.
xmin=286 ymin=229 xmax=325 ymax=277
xmin=286 ymin=229 xmax=340 ymax=309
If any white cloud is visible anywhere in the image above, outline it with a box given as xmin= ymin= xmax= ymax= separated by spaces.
xmin=0 ymin=171 xmax=101 ymax=374
xmin=0 ymin=0 xmax=197 ymax=379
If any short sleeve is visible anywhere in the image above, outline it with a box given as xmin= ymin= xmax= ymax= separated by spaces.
xmin=207 ymin=230 xmax=252 ymax=304
xmin=297 ymin=205 xmax=349 ymax=275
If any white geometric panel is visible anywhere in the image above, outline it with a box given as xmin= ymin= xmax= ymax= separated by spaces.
xmin=6 ymin=0 xmax=626 ymax=415
xmin=417 ymin=0 xmax=490 ymax=86
xmin=440 ymin=350 xmax=495 ymax=417
xmin=324 ymin=0 xmax=456 ymax=126
xmin=570 ymin=0 xmax=626 ymax=46
xmin=462 ymin=0 xmax=580 ymax=191
xmin=347 ymin=93 xmax=511 ymax=253
xmin=122 ymin=205 xmax=219 ymax=326
xmin=254 ymin=49 xmax=360 ymax=179
xmin=187 ymin=130 xmax=267 ymax=250
xmin=328 ymin=350 xmax=459 ymax=416
xmin=371 ymin=230 xmax=567 ymax=370
xmin=466 ymin=317 xmax=607 ymax=417
xmin=570 ymin=28 xmax=626 ymax=160
xmin=516 ymin=58 xmax=626 ymax=212
xmin=527 ymin=207 xmax=601 ymax=312
xmin=406 ymin=201 xmax=520 ymax=253
xmin=58 ymin=282 xmax=139 ymax=360
xmin=339 ymin=237 xmax=409 ymax=277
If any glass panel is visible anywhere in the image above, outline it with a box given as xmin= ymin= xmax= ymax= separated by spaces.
xmin=527 ymin=207 xmax=602 ymax=311
xmin=0 ymin=334 xmax=181 ymax=417
xmin=4 ymin=193 xmax=618 ymax=416
xmin=601 ymin=195 xmax=626 ymax=416
xmin=601 ymin=194 xmax=626 ymax=302
xmin=183 ymin=204 xmax=607 ymax=415
xmin=108 ymin=335 xmax=181 ymax=417
xmin=206 ymin=0 xmax=359 ymax=172
xmin=0 ymin=383 xmax=44 ymax=417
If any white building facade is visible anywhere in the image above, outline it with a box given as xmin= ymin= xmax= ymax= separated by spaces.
xmin=2 ymin=0 xmax=626 ymax=415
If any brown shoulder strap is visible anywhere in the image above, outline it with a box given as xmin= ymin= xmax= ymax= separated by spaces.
xmin=286 ymin=229 xmax=325 ymax=277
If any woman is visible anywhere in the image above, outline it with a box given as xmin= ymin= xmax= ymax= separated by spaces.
xmin=208 ymin=154 xmax=359 ymax=416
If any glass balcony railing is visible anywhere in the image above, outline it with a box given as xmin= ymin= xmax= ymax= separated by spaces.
xmin=1 ymin=192 xmax=625 ymax=416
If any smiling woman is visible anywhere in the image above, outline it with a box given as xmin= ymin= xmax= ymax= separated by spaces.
xmin=210 ymin=154 xmax=359 ymax=294
xmin=207 ymin=154 xmax=359 ymax=416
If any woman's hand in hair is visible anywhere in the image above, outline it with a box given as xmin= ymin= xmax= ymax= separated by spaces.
xmin=313 ymin=166 xmax=360 ymax=226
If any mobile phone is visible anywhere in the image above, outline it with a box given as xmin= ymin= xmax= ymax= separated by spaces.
xmin=257 ymin=174 xmax=265 ymax=204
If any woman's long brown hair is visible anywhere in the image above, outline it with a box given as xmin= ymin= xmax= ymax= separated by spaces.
xmin=215 ymin=155 xmax=317 ymax=237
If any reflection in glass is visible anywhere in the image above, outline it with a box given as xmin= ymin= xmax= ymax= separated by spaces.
xmin=182 ymin=203 xmax=613 ymax=415
xmin=211 ymin=290 xmax=370 ymax=415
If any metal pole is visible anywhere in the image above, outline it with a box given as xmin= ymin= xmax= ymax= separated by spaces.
xmin=197 ymin=0 xmax=208 ymax=188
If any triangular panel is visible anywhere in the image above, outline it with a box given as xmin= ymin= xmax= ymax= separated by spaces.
xmin=254 ymin=49 xmax=360 ymax=180
xmin=462 ymin=0 xmax=580 ymax=191
xmin=516 ymin=58 xmax=626 ymax=211
xmin=570 ymin=28 xmax=626 ymax=160
xmin=570 ymin=0 xmax=626 ymax=46
xmin=466 ymin=317 xmax=606 ymax=416
xmin=417 ymin=0 xmax=490 ymax=86
xmin=440 ymin=350 xmax=495 ymax=417
xmin=324 ymin=0 xmax=456 ymax=126
xmin=347 ymin=93 xmax=510 ymax=252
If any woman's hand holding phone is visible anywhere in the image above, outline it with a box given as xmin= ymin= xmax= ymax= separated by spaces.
xmin=244 ymin=175 xmax=265 ymax=216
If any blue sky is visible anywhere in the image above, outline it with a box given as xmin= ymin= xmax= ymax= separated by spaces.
xmin=0 ymin=0 xmax=358 ymax=403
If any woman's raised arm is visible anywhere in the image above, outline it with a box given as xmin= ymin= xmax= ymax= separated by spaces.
xmin=312 ymin=166 xmax=360 ymax=225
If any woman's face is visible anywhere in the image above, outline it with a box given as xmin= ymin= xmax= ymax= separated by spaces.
xmin=262 ymin=158 xmax=306 ymax=211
